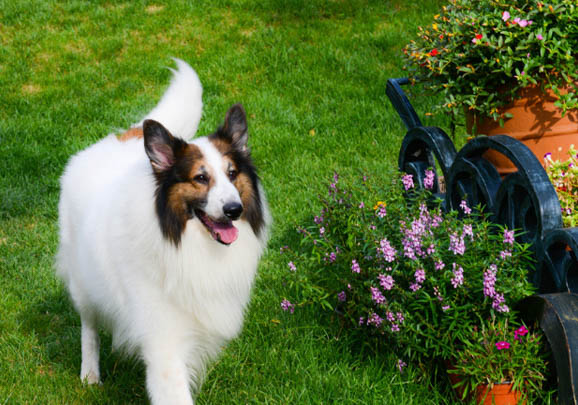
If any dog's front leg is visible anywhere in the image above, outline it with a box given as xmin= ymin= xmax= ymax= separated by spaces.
xmin=143 ymin=345 xmax=195 ymax=405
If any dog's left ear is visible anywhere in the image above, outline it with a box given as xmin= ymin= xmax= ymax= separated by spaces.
xmin=219 ymin=104 xmax=248 ymax=152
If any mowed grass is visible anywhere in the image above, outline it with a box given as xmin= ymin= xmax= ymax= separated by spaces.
xmin=0 ymin=0 xmax=468 ymax=403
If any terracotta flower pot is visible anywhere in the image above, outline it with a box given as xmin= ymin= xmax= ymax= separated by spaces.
xmin=465 ymin=83 xmax=578 ymax=175
xmin=475 ymin=383 xmax=526 ymax=405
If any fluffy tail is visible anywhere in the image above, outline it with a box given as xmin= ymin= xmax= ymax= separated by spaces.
xmin=137 ymin=58 xmax=203 ymax=141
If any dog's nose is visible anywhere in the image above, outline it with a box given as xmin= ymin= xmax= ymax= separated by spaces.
xmin=223 ymin=202 xmax=243 ymax=221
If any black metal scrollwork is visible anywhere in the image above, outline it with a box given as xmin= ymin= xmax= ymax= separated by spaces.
xmin=387 ymin=77 xmax=578 ymax=404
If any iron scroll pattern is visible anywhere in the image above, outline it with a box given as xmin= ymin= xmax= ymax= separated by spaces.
xmin=387 ymin=78 xmax=578 ymax=403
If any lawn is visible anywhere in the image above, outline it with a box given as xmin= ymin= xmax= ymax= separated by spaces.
xmin=0 ymin=0 xmax=471 ymax=403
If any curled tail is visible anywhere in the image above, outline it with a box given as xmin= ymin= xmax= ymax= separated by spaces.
xmin=136 ymin=58 xmax=203 ymax=141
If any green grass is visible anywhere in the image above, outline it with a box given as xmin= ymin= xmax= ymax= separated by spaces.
xmin=0 ymin=0 xmax=472 ymax=403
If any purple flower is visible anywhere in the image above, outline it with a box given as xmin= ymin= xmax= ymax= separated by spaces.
xmin=281 ymin=299 xmax=295 ymax=313
xmin=319 ymin=226 xmax=325 ymax=236
xmin=449 ymin=232 xmax=465 ymax=255
xmin=424 ymin=169 xmax=435 ymax=190
xmin=433 ymin=286 xmax=444 ymax=301
xmin=391 ymin=324 xmax=400 ymax=332
xmin=370 ymin=287 xmax=386 ymax=304
xmin=451 ymin=263 xmax=464 ymax=288
xmin=409 ymin=283 xmax=421 ymax=292
xmin=397 ymin=359 xmax=407 ymax=373
xmin=378 ymin=238 xmax=397 ymax=262
xmin=463 ymin=224 xmax=474 ymax=240
xmin=377 ymin=206 xmax=387 ymax=218
xmin=314 ymin=215 xmax=323 ymax=224
xmin=337 ymin=291 xmax=346 ymax=302
xmin=492 ymin=293 xmax=509 ymax=313
xmin=378 ymin=274 xmax=395 ymax=290
xmin=359 ymin=201 xmax=365 ymax=209
xmin=288 ymin=261 xmax=297 ymax=272
xmin=414 ymin=268 xmax=426 ymax=284
xmin=426 ymin=243 xmax=436 ymax=255
xmin=367 ymin=312 xmax=383 ymax=327
xmin=351 ymin=259 xmax=361 ymax=273
xmin=483 ymin=265 xmax=497 ymax=297
xmin=435 ymin=260 xmax=445 ymax=271
xmin=402 ymin=174 xmax=414 ymax=190
xmin=386 ymin=312 xmax=396 ymax=322
xmin=328 ymin=252 xmax=337 ymax=262
xmin=459 ymin=200 xmax=472 ymax=215
xmin=442 ymin=305 xmax=450 ymax=311
xmin=503 ymin=229 xmax=515 ymax=245
xmin=500 ymin=250 xmax=512 ymax=260
xmin=396 ymin=312 xmax=405 ymax=323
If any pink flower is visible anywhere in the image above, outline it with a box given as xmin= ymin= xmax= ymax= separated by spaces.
xmin=502 ymin=11 xmax=510 ymax=21
xmin=288 ymin=261 xmax=297 ymax=272
xmin=514 ymin=325 xmax=529 ymax=340
xmin=537 ymin=34 xmax=544 ymax=40
xmin=370 ymin=286 xmax=386 ymax=304
xmin=424 ymin=169 xmax=435 ymax=190
xmin=351 ymin=259 xmax=361 ymax=273
xmin=378 ymin=274 xmax=395 ymax=290
xmin=503 ymin=229 xmax=515 ymax=245
xmin=281 ymin=299 xmax=295 ymax=313
xmin=518 ymin=19 xmax=529 ymax=27
xmin=459 ymin=200 xmax=472 ymax=215
xmin=402 ymin=174 xmax=414 ymax=190
xmin=496 ymin=341 xmax=511 ymax=350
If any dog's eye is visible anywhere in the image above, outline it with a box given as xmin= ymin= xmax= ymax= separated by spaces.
xmin=228 ymin=170 xmax=238 ymax=181
xmin=194 ymin=174 xmax=209 ymax=184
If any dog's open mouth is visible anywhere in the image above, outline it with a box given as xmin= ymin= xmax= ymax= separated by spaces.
xmin=195 ymin=210 xmax=239 ymax=245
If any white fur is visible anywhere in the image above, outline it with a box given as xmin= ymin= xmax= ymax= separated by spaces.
xmin=56 ymin=61 xmax=270 ymax=405
xmin=137 ymin=58 xmax=204 ymax=141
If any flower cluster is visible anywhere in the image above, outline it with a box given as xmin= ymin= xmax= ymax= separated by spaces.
xmin=544 ymin=145 xmax=578 ymax=227
xmin=403 ymin=0 xmax=578 ymax=123
xmin=450 ymin=318 xmax=547 ymax=401
xmin=280 ymin=170 xmax=536 ymax=369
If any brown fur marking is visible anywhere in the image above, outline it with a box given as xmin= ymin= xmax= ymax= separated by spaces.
xmin=117 ymin=127 xmax=144 ymax=142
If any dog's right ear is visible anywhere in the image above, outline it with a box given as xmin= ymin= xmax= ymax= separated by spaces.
xmin=143 ymin=120 xmax=185 ymax=173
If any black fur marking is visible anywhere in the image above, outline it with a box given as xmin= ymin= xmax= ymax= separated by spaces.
xmin=209 ymin=104 xmax=265 ymax=237
xmin=144 ymin=119 xmax=200 ymax=246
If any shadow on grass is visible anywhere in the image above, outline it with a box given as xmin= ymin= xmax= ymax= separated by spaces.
xmin=19 ymin=289 xmax=148 ymax=404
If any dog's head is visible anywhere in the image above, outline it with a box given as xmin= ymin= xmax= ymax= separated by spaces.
xmin=143 ymin=104 xmax=264 ymax=246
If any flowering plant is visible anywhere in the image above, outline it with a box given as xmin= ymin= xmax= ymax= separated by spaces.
xmin=402 ymin=0 xmax=578 ymax=124
xmin=544 ymin=144 xmax=578 ymax=227
xmin=449 ymin=317 xmax=547 ymax=401
xmin=280 ymin=171 xmax=536 ymax=370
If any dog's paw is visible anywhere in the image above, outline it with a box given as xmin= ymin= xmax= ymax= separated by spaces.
xmin=81 ymin=370 xmax=101 ymax=385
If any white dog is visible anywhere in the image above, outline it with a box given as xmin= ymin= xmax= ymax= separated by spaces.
xmin=56 ymin=59 xmax=270 ymax=404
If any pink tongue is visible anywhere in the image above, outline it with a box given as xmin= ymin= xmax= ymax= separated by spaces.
xmin=213 ymin=222 xmax=239 ymax=244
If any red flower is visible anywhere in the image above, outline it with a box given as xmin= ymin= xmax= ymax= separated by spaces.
xmin=475 ymin=34 xmax=483 ymax=40
xmin=430 ymin=48 xmax=439 ymax=56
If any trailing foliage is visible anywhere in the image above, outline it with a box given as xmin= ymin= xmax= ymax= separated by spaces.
xmin=403 ymin=0 xmax=578 ymax=124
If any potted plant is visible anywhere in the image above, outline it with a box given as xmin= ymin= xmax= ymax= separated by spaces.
xmin=449 ymin=317 xmax=547 ymax=404
xmin=402 ymin=0 xmax=578 ymax=165
xmin=544 ymin=144 xmax=578 ymax=227
xmin=280 ymin=169 xmax=547 ymax=400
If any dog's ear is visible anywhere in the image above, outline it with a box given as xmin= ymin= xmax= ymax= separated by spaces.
xmin=218 ymin=104 xmax=248 ymax=151
xmin=143 ymin=119 xmax=185 ymax=172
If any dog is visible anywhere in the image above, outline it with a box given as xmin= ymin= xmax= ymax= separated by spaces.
xmin=56 ymin=59 xmax=270 ymax=404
